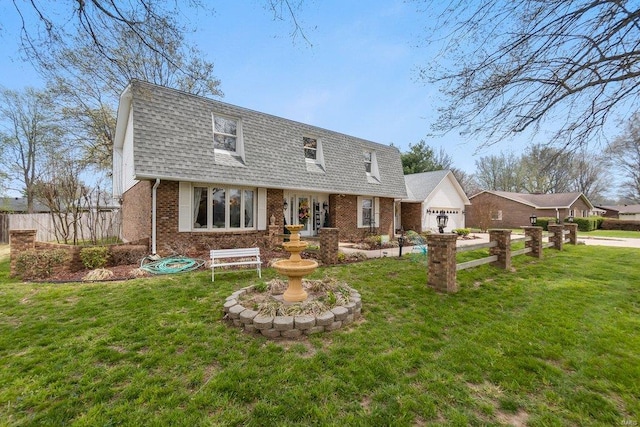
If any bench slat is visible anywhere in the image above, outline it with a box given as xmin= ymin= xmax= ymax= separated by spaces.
xmin=210 ymin=247 xmax=261 ymax=282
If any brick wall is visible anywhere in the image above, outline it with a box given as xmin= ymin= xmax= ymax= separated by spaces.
xmin=9 ymin=230 xmax=36 ymax=277
xmin=151 ymin=181 xmax=281 ymax=256
xmin=122 ymin=180 xmax=152 ymax=243
xmin=329 ymin=194 xmax=395 ymax=242
xmin=401 ymin=202 xmax=422 ymax=232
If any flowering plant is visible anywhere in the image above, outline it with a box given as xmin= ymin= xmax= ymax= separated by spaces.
xmin=298 ymin=200 xmax=310 ymax=224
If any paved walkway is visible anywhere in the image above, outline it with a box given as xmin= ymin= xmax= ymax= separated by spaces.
xmin=339 ymin=233 xmax=640 ymax=259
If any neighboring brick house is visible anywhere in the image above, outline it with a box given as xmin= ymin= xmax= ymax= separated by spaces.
xmin=596 ymin=204 xmax=640 ymax=221
xmin=466 ymin=191 xmax=595 ymax=230
xmin=400 ymin=170 xmax=471 ymax=233
xmin=112 ymin=80 xmax=407 ymax=255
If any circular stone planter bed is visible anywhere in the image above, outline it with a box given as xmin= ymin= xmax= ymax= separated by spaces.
xmin=223 ymin=280 xmax=362 ymax=339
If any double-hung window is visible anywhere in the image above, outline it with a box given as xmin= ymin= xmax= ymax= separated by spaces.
xmin=364 ymin=150 xmax=380 ymax=182
xmin=357 ymin=196 xmax=379 ymax=228
xmin=213 ymin=115 xmax=240 ymax=153
xmin=193 ymin=185 xmax=255 ymax=230
xmin=304 ymin=137 xmax=317 ymax=160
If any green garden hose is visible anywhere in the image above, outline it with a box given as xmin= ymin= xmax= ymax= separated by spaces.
xmin=140 ymin=256 xmax=206 ymax=275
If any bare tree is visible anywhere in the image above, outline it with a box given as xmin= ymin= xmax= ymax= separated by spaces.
xmin=607 ymin=114 xmax=640 ymax=203
xmin=569 ymin=149 xmax=609 ymax=203
xmin=9 ymin=1 xmax=223 ymax=172
xmin=418 ymin=0 xmax=640 ymax=151
xmin=473 ymin=153 xmax=524 ymax=192
xmin=0 ymin=87 xmax=65 ymax=212
xmin=520 ymin=145 xmax=574 ymax=194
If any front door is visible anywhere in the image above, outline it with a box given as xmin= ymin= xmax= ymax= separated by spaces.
xmin=296 ymin=196 xmax=313 ymax=236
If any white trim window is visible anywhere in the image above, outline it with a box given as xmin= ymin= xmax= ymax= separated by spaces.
xmin=213 ymin=114 xmax=243 ymax=155
xmin=491 ymin=210 xmax=503 ymax=221
xmin=304 ymin=137 xmax=318 ymax=160
xmin=364 ymin=150 xmax=380 ymax=182
xmin=192 ymin=185 xmax=255 ymax=230
xmin=357 ymin=196 xmax=380 ymax=228
xmin=303 ymin=136 xmax=325 ymax=170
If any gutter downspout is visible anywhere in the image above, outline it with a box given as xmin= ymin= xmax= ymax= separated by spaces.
xmin=151 ymin=178 xmax=161 ymax=256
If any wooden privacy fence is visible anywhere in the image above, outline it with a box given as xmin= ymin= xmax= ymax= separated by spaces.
xmin=1 ymin=211 xmax=121 ymax=244
xmin=426 ymin=223 xmax=579 ymax=293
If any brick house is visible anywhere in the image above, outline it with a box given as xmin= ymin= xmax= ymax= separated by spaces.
xmin=399 ymin=170 xmax=471 ymax=233
xmin=596 ymin=204 xmax=640 ymax=221
xmin=466 ymin=191 xmax=595 ymax=230
xmin=112 ymin=80 xmax=407 ymax=255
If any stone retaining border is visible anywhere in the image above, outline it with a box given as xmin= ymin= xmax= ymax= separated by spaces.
xmin=223 ymin=285 xmax=362 ymax=338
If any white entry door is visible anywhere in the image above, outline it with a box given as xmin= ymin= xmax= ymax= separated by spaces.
xmin=296 ymin=196 xmax=313 ymax=236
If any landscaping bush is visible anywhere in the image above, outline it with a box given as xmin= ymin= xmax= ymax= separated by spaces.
xmin=572 ymin=217 xmax=598 ymax=231
xmin=79 ymin=246 xmax=110 ymax=269
xmin=14 ymin=249 xmax=68 ymax=280
xmin=109 ymin=245 xmax=148 ymax=266
xmin=601 ymin=219 xmax=640 ymax=231
xmin=533 ymin=217 xmax=555 ymax=231
xmin=453 ymin=228 xmax=471 ymax=237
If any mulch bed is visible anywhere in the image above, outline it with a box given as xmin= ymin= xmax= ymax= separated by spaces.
xmin=45 ymin=246 xmax=326 ymax=283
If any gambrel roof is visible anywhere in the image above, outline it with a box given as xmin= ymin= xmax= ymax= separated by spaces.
xmin=470 ymin=190 xmax=594 ymax=209
xmin=114 ymin=80 xmax=407 ymax=198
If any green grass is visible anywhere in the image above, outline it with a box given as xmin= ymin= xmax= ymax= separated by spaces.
xmin=1 ymin=246 xmax=639 ymax=425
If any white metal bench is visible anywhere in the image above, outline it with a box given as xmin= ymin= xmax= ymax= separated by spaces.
xmin=210 ymin=247 xmax=262 ymax=281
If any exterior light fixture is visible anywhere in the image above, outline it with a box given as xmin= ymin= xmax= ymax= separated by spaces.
xmin=436 ymin=210 xmax=448 ymax=233
xmin=283 ymin=199 xmax=288 ymax=210
xmin=323 ymin=201 xmax=328 ymax=210
xmin=567 ymin=215 xmax=574 ymax=222
xmin=529 ymin=214 xmax=537 ymax=226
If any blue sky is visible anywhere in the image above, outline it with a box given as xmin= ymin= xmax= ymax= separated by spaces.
xmin=0 ymin=1 xmax=524 ymax=179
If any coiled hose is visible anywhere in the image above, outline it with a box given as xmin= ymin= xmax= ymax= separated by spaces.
xmin=140 ymin=256 xmax=206 ymax=275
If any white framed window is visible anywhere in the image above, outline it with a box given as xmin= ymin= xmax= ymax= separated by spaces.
xmin=304 ymin=137 xmax=317 ymax=160
xmin=192 ymin=185 xmax=255 ymax=230
xmin=491 ymin=210 xmax=503 ymax=221
xmin=213 ymin=114 xmax=243 ymax=156
xmin=364 ymin=150 xmax=380 ymax=182
xmin=357 ymin=196 xmax=380 ymax=228
xmin=303 ymin=136 xmax=325 ymax=171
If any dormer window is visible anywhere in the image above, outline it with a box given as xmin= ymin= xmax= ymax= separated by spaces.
xmin=303 ymin=136 xmax=325 ymax=172
xmin=304 ymin=137 xmax=317 ymax=160
xmin=364 ymin=151 xmax=372 ymax=173
xmin=364 ymin=150 xmax=380 ymax=182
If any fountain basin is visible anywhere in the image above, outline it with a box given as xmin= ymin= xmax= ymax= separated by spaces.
xmin=272 ymin=259 xmax=318 ymax=277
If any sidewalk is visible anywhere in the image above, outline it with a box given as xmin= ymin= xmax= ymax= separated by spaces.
xmin=338 ymin=233 xmax=640 ymax=259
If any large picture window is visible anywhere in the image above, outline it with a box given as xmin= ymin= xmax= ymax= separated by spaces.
xmin=193 ymin=185 xmax=255 ymax=230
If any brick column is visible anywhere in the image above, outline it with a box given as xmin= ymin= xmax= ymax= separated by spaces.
xmin=319 ymin=228 xmax=339 ymax=265
xmin=426 ymin=233 xmax=458 ymax=293
xmin=489 ymin=229 xmax=511 ymax=269
xmin=564 ymin=223 xmax=578 ymax=244
xmin=547 ymin=224 xmax=564 ymax=250
xmin=522 ymin=226 xmax=543 ymax=258
xmin=9 ymin=229 xmax=37 ymax=277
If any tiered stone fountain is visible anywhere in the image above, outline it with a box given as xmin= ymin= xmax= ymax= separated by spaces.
xmin=272 ymin=224 xmax=319 ymax=302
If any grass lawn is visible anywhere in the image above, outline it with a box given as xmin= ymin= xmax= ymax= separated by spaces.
xmin=1 ymin=245 xmax=639 ymax=426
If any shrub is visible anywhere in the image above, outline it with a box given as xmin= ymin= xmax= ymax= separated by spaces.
xmin=109 ymin=245 xmax=148 ymax=266
xmin=533 ymin=217 xmax=556 ymax=231
xmin=453 ymin=228 xmax=471 ymax=237
xmin=80 ymin=246 xmax=110 ymax=269
xmin=572 ymin=217 xmax=598 ymax=231
xmin=601 ymin=219 xmax=640 ymax=231
xmin=15 ymin=249 xmax=68 ymax=280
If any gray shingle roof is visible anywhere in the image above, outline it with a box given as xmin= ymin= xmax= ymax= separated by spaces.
xmin=472 ymin=191 xmax=593 ymax=209
xmin=597 ymin=204 xmax=640 ymax=214
xmin=0 ymin=197 xmax=50 ymax=213
xmin=127 ymin=80 xmax=407 ymax=198
xmin=404 ymin=170 xmax=450 ymax=201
